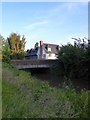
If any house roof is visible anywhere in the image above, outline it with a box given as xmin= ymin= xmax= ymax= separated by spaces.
xmin=25 ymin=49 xmax=38 ymax=57
xmin=25 ymin=42 xmax=60 ymax=57
xmin=43 ymin=43 xmax=60 ymax=54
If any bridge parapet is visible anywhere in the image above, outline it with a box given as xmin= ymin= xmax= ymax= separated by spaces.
xmin=11 ymin=59 xmax=58 ymax=69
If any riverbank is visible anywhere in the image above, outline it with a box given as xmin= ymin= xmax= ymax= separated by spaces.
xmin=24 ymin=68 xmax=89 ymax=91
xmin=2 ymin=62 xmax=89 ymax=118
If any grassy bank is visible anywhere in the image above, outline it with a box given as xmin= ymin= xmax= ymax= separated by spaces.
xmin=2 ymin=62 xmax=90 ymax=118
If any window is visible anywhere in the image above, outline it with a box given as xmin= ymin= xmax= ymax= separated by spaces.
xmin=48 ymin=47 xmax=51 ymax=51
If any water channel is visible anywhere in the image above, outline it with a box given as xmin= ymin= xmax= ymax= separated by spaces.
xmin=24 ymin=68 xmax=89 ymax=90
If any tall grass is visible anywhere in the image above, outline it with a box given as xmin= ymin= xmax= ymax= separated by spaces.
xmin=2 ymin=62 xmax=90 ymax=118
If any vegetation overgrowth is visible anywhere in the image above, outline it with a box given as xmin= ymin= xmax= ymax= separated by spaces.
xmin=52 ymin=38 xmax=89 ymax=81
xmin=1 ymin=33 xmax=89 ymax=82
xmin=0 ymin=33 xmax=26 ymax=62
xmin=1 ymin=33 xmax=90 ymax=118
xmin=2 ymin=62 xmax=89 ymax=118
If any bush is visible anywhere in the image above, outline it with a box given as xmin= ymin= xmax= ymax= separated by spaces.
xmin=2 ymin=45 xmax=11 ymax=63
xmin=54 ymin=42 xmax=89 ymax=80
xmin=11 ymin=52 xmax=25 ymax=60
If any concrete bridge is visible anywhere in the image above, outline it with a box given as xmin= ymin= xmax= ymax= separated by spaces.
xmin=11 ymin=59 xmax=58 ymax=69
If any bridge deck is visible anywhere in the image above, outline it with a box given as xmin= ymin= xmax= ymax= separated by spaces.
xmin=11 ymin=59 xmax=58 ymax=69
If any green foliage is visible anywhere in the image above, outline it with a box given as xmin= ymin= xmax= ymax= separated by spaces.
xmin=2 ymin=46 xmax=11 ymax=63
xmin=11 ymin=51 xmax=25 ymax=60
xmin=0 ymin=35 xmax=2 ymax=60
xmin=0 ymin=35 xmax=11 ymax=63
xmin=7 ymin=33 xmax=26 ymax=59
xmin=55 ymin=39 xmax=89 ymax=80
xmin=1 ymin=33 xmax=26 ymax=62
xmin=2 ymin=62 xmax=89 ymax=118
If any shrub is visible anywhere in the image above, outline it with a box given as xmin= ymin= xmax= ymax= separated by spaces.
xmin=54 ymin=41 xmax=89 ymax=80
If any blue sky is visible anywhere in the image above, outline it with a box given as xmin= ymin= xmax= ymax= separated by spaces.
xmin=2 ymin=2 xmax=88 ymax=50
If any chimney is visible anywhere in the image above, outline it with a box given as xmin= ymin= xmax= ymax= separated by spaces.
xmin=40 ymin=40 xmax=43 ymax=59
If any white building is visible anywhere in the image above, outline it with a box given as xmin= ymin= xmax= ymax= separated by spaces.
xmin=25 ymin=41 xmax=60 ymax=60
xmin=37 ymin=41 xmax=60 ymax=60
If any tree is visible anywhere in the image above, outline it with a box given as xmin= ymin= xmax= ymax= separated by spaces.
xmin=0 ymin=35 xmax=3 ymax=60
xmin=7 ymin=33 xmax=26 ymax=59
xmin=0 ymin=34 xmax=11 ymax=63
xmin=54 ymin=37 xmax=89 ymax=81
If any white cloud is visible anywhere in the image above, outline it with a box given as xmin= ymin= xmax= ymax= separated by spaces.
xmin=23 ymin=2 xmax=87 ymax=31
xmin=50 ymin=2 xmax=87 ymax=14
xmin=41 ymin=2 xmax=81 ymax=21
xmin=24 ymin=21 xmax=48 ymax=30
